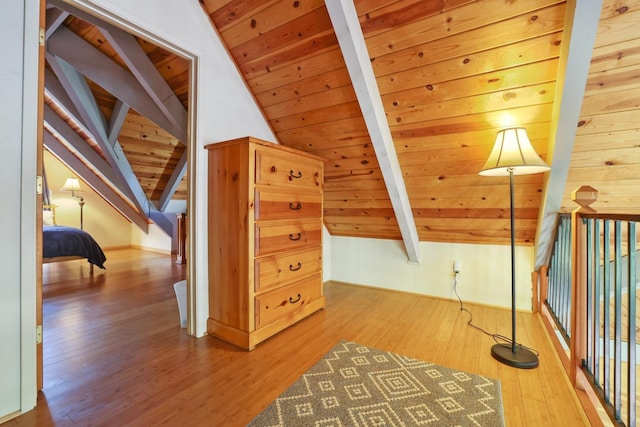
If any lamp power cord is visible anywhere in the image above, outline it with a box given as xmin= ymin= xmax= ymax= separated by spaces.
xmin=452 ymin=272 xmax=539 ymax=356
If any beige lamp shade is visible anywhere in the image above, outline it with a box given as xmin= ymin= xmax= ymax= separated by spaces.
xmin=60 ymin=177 xmax=82 ymax=192
xmin=60 ymin=177 xmax=85 ymax=229
xmin=479 ymin=128 xmax=550 ymax=176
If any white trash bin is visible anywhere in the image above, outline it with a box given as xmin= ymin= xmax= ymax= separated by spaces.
xmin=173 ymin=280 xmax=187 ymax=328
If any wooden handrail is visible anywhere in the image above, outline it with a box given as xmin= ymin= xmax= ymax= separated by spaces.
xmin=539 ymin=187 xmax=603 ymax=426
xmin=582 ymin=213 xmax=640 ymax=222
xmin=542 ymin=185 xmax=638 ymax=426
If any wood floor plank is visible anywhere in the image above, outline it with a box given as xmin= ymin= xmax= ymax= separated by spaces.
xmin=4 ymin=248 xmax=590 ymax=426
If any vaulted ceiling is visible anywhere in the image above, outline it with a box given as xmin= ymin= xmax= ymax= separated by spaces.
xmin=44 ymin=0 xmax=190 ymax=235
xmin=43 ymin=0 xmax=640 ymax=263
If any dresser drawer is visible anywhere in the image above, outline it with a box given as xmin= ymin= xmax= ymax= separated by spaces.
xmin=255 ymin=247 xmax=322 ymax=293
xmin=255 ymin=220 xmax=321 ymax=256
xmin=255 ymin=189 xmax=321 ymax=221
xmin=255 ymin=273 xmax=322 ymax=328
xmin=255 ymin=149 xmax=322 ymax=190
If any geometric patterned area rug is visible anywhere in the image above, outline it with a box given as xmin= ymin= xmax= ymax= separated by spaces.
xmin=247 ymin=340 xmax=504 ymax=426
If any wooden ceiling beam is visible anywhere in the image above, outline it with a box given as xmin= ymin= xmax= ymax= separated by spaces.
xmin=48 ymin=58 xmax=179 ymax=231
xmin=43 ymin=104 xmax=118 ymax=185
xmin=99 ymin=26 xmax=188 ymax=143
xmin=47 ymin=25 xmax=186 ymax=142
xmin=110 ymin=102 xmax=185 ymax=212
xmin=156 ymin=151 xmax=187 ymax=213
xmin=47 ymin=0 xmax=188 ymax=143
xmin=45 ymin=7 xmax=68 ymax=39
xmin=44 ymin=68 xmax=83 ymax=127
xmin=534 ymin=0 xmax=603 ymax=269
xmin=45 ymin=53 xmax=152 ymax=224
xmin=46 ymin=0 xmax=185 ymax=232
xmin=110 ymin=101 xmax=185 ymax=214
xmin=108 ymin=100 xmax=129 ymax=146
xmin=325 ymin=0 xmax=420 ymax=263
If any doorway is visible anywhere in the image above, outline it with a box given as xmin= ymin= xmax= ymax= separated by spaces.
xmin=39 ymin=0 xmax=197 ymax=390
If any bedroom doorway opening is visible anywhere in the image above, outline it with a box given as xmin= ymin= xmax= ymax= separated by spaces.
xmin=38 ymin=0 xmax=198 ymax=392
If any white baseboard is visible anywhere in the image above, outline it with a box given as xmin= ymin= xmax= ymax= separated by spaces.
xmin=130 ymin=244 xmax=172 ymax=255
xmin=100 ymin=245 xmax=131 ymax=251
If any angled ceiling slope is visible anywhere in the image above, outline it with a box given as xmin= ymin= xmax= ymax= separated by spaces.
xmin=43 ymin=0 xmax=191 ymax=235
xmin=44 ymin=0 xmax=631 ymax=263
xmin=200 ymin=0 xmax=566 ymax=249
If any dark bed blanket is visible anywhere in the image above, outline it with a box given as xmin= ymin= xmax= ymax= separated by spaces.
xmin=43 ymin=226 xmax=107 ymax=269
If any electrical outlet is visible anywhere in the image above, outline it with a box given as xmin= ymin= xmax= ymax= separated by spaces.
xmin=453 ymin=260 xmax=461 ymax=274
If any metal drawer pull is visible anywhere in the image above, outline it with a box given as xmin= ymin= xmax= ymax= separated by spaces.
xmin=289 ymin=202 xmax=302 ymax=210
xmin=289 ymin=170 xmax=302 ymax=179
xmin=289 ymin=294 xmax=301 ymax=304
xmin=289 ymin=232 xmax=302 ymax=241
xmin=289 ymin=262 xmax=302 ymax=271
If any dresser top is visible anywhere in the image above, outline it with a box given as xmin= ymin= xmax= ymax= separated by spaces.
xmin=204 ymin=136 xmax=324 ymax=162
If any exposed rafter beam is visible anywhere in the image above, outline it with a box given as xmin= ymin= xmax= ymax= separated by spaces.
xmin=106 ymin=97 xmax=185 ymax=214
xmin=43 ymin=104 xmax=120 ymax=185
xmin=48 ymin=0 xmax=187 ymax=148
xmin=325 ymin=0 xmax=420 ymax=263
xmin=108 ymin=100 xmax=129 ymax=145
xmin=41 ymin=0 xmax=185 ymax=238
xmin=46 ymin=53 xmax=152 ymax=222
xmin=100 ymin=27 xmax=188 ymax=142
xmin=157 ymin=152 xmax=187 ymax=212
xmin=46 ymin=70 xmax=140 ymax=203
xmin=45 ymin=7 xmax=68 ymax=39
xmin=106 ymin=97 xmax=186 ymax=214
xmin=48 ymin=65 xmax=184 ymax=216
xmin=44 ymin=131 xmax=149 ymax=233
xmin=46 ymin=76 xmax=175 ymax=237
xmin=48 ymin=0 xmax=188 ymax=145
xmin=44 ymin=68 xmax=83 ymax=126
xmin=44 ymin=6 xmax=185 ymax=226
xmin=148 ymin=210 xmax=174 ymax=236
xmin=534 ymin=0 xmax=603 ymax=269
xmin=47 ymin=25 xmax=186 ymax=142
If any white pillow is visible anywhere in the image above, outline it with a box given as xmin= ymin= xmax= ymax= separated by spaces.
xmin=43 ymin=210 xmax=55 ymax=226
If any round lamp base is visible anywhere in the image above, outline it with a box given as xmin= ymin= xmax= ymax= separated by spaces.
xmin=491 ymin=343 xmax=539 ymax=369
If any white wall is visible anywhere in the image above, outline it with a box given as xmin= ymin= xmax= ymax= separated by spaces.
xmin=131 ymin=223 xmax=172 ymax=253
xmin=1 ymin=1 xmax=27 ymax=418
xmin=330 ymin=236 xmax=535 ymax=311
xmin=322 ymin=225 xmax=332 ymax=281
xmin=2 ymin=0 xmax=39 ymax=420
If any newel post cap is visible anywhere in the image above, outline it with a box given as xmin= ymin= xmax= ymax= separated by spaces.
xmin=571 ymin=185 xmax=598 ymax=212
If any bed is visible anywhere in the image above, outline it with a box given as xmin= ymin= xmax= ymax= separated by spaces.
xmin=43 ymin=205 xmax=107 ymax=270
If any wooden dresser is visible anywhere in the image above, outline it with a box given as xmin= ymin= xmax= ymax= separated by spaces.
xmin=205 ymin=136 xmax=325 ymax=350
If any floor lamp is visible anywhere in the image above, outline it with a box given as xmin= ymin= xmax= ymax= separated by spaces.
xmin=479 ymin=127 xmax=549 ymax=369
xmin=61 ymin=177 xmax=85 ymax=230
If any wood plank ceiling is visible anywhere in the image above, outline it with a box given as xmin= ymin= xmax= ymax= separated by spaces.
xmin=202 ymin=0 xmax=564 ymax=246
xmin=562 ymin=0 xmax=640 ymax=214
xmin=44 ymin=0 xmax=640 ymax=254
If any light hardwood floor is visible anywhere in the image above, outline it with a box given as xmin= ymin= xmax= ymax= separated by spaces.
xmin=4 ymin=248 xmax=590 ymax=426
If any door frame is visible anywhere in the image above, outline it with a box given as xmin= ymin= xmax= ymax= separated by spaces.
xmin=37 ymin=0 xmax=199 ymax=388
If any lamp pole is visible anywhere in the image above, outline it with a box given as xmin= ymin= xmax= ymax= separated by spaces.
xmin=489 ymin=167 xmax=538 ymax=368
xmin=79 ymin=197 xmax=84 ymax=230
xmin=509 ymin=167 xmax=516 ymax=353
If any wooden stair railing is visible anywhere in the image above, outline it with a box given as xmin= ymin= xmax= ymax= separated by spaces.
xmin=540 ymin=186 xmax=638 ymax=427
